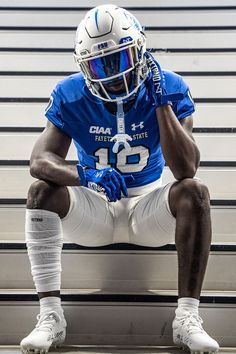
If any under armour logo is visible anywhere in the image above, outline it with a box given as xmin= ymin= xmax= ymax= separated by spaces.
xmin=131 ymin=122 xmax=144 ymax=131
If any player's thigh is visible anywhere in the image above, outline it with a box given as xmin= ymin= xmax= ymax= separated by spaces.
xmin=61 ymin=186 xmax=114 ymax=246
xmin=129 ymin=182 xmax=176 ymax=247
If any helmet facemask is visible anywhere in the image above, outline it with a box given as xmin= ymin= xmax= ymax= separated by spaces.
xmin=74 ymin=39 xmax=147 ymax=102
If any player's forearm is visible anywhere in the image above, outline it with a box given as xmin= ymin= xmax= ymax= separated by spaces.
xmin=30 ymin=152 xmax=81 ymax=186
xmin=156 ymin=105 xmax=200 ymax=180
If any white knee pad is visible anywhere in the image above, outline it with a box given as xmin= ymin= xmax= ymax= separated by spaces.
xmin=25 ymin=209 xmax=63 ymax=292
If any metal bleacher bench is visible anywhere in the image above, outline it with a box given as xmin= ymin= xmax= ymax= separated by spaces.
xmin=0 ymin=0 xmax=236 ymax=349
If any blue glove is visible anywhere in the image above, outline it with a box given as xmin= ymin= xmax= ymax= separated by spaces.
xmin=144 ymin=51 xmax=184 ymax=107
xmin=77 ymin=165 xmax=128 ymax=202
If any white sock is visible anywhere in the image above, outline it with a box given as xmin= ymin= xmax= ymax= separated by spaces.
xmin=40 ymin=296 xmax=63 ymax=316
xmin=25 ymin=209 xmax=63 ymax=293
xmin=176 ymin=297 xmax=200 ymax=317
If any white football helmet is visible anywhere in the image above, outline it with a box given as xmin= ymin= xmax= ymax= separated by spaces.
xmin=74 ymin=4 xmax=148 ymax=102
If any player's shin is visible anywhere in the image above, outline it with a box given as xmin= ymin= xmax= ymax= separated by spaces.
xmin=25 ymin=209 xmax=63 ymax=298
xmin=21 ymin=209 xmax=66 ymax=354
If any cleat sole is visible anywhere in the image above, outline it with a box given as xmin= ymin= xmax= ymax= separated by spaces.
xmin=177 ymin=345 xmax=218 ymax=354
xmin=21 ymin=348 xmax=49 ymax=354
xmin=21 ymin=338 xmax=64 ymax=353
xmin=40 ymin=350 xmax=48 ymax=354
xmin=191 ymin=352 xmax=218 ymax=354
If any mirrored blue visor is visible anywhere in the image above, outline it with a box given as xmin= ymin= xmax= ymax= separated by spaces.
xmin=86 ymin=48 xmax=133 ymax=80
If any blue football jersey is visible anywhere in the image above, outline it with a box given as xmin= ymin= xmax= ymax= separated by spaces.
xmin=45 ymin=71 xmax=195 ymax=190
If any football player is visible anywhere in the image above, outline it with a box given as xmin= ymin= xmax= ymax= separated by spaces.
xmin=20 ymin=4 xmax=219 ymax=354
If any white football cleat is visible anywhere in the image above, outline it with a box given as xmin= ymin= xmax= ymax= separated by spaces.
xmin=20 ymin=310 xmax=66 ymax=354
xmin=173 ymin=311 xmax=219 ymax=354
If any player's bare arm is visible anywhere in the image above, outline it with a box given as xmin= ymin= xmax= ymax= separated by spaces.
xmin=30 ymin=121 xmax=80 ymax=187
xmin=145 ymin=51 xmax=200 ymax=180
xmin=30 ymin=121 xmax=127 ymax=201
xmin=156 ymin=106 xmax=200 ymax=180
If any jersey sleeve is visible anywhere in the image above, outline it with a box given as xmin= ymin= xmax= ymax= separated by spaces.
xmin=44 ymin=84 xmax=65 ymax=130
xmin=172 ymin=76 xmax=195 ymax=120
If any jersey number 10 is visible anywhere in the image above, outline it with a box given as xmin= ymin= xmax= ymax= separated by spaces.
xmin=94 ymin=146 xmax=150 ymax=173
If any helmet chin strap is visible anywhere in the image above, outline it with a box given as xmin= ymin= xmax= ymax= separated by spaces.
xmin=111 ymin=99 xmax=132 ymax=153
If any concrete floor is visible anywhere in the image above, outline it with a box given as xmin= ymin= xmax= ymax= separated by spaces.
xmin=0 ymin=347 xmax=235 ymax=354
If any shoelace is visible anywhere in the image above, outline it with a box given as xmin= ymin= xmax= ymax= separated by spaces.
xmin=35 ymin=311 xmax=61 ymax=332
xmin=177 ymin=312 xmax=204 ymax=335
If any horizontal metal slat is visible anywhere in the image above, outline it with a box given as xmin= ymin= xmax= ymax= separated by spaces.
xmin=2 ymin=243 xmax=236 ymax=252
xmin=1 ymin=199 xmax=236 ymax=206
xmin=0 ymin=132 xmax=76 ymax=160
xmin=0 ymin=165 xmax=235 ymax=199
xmin=0 ymin=203 xmax=235 ymax=243
xmin=2 ymin=26 xmax=236 ymax=31
xmin=1 ymin=47 xmax=236 ymax=53
xmin=164 ymin=167 xmax=236 ymax=199
xmin=1 ymin=127 xmax=236 ymax=133
xmin=2 ymin=6 xmax=236 ymax=10
xmin=1 ymin=161 xmax=236 ymax=167
xmin=0 ymin=30 xmax=236 ymax=49
xmin=1 ymin=98 xmax=236 ymax=103
xmin=1 ymin=71 xmax=236 ymax=76
xmin=1 ymin=52 xmax=236 ymax=72
xmin=0 ymin=300 xmax=234 ymax=346
xmin=0 ymin=76 xmax=235 ymax=98
xmin=116 ymin=27 xmax=236 ymax=31
xmin=1 ymin=247 xmax=236 ymax=291
xmin=0 ymin=132 xmax=235 ymax=160
xmin=1 ymin=0 xmax=236 ymax=7
xmin=157 ymin=52 xmax=236 ymax=72
xmin=0 ymin=10 xmax=236 ymax=27
xmin=0 ymin=102 xmax=46 ymax=127
xmin=1 ymin=290 xmax=236 ymax=303
xmin=0 ymin=102 xmax=235 ymax=128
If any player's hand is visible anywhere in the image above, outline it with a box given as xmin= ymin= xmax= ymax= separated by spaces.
xmin=77 ymin=166 xmax=128 ymax=202
xmin=144 ymin=51 xmax=184 ymax=107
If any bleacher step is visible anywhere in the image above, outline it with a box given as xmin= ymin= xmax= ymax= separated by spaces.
xmin=0 ymin=165 xmax=236 ymax=199
xmin=0 ymin=290 xmax=236 ymax=346
xmin=0 ymin=75 xmax=235 ymax=98
xmin=1 ymin=132 xmax=236 ymax=161
xmin=1 ymin=0 xmax=235 ymax=7
xmin=1 ymin=30 xmax=235 ymax=50
xmin=1 ymin=102 xmax=235 ymax=128
xmin=0 ymin=204 xmax=235 ymax=242
xmin=1 ymin=52 xmax=236 ymax=72
xmin=1 ymin=244 xmax=236 ymax=291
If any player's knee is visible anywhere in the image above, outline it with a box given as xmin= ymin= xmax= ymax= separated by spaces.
xmin=27 ymin=180 xmax=56 ymax=209
xmin=174 ymin=178 xmax=210 ymax=212
xmin=27 ymin=180 xmax=69 ymax=216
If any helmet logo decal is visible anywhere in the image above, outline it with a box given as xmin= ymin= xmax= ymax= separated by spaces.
xmin=97 ymin=42 xmax=108 ymax=50
xmin=123 ymin=10 xmax=142 ymax=31
xmin=119 ymin=36 xmax=133 ymax=44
